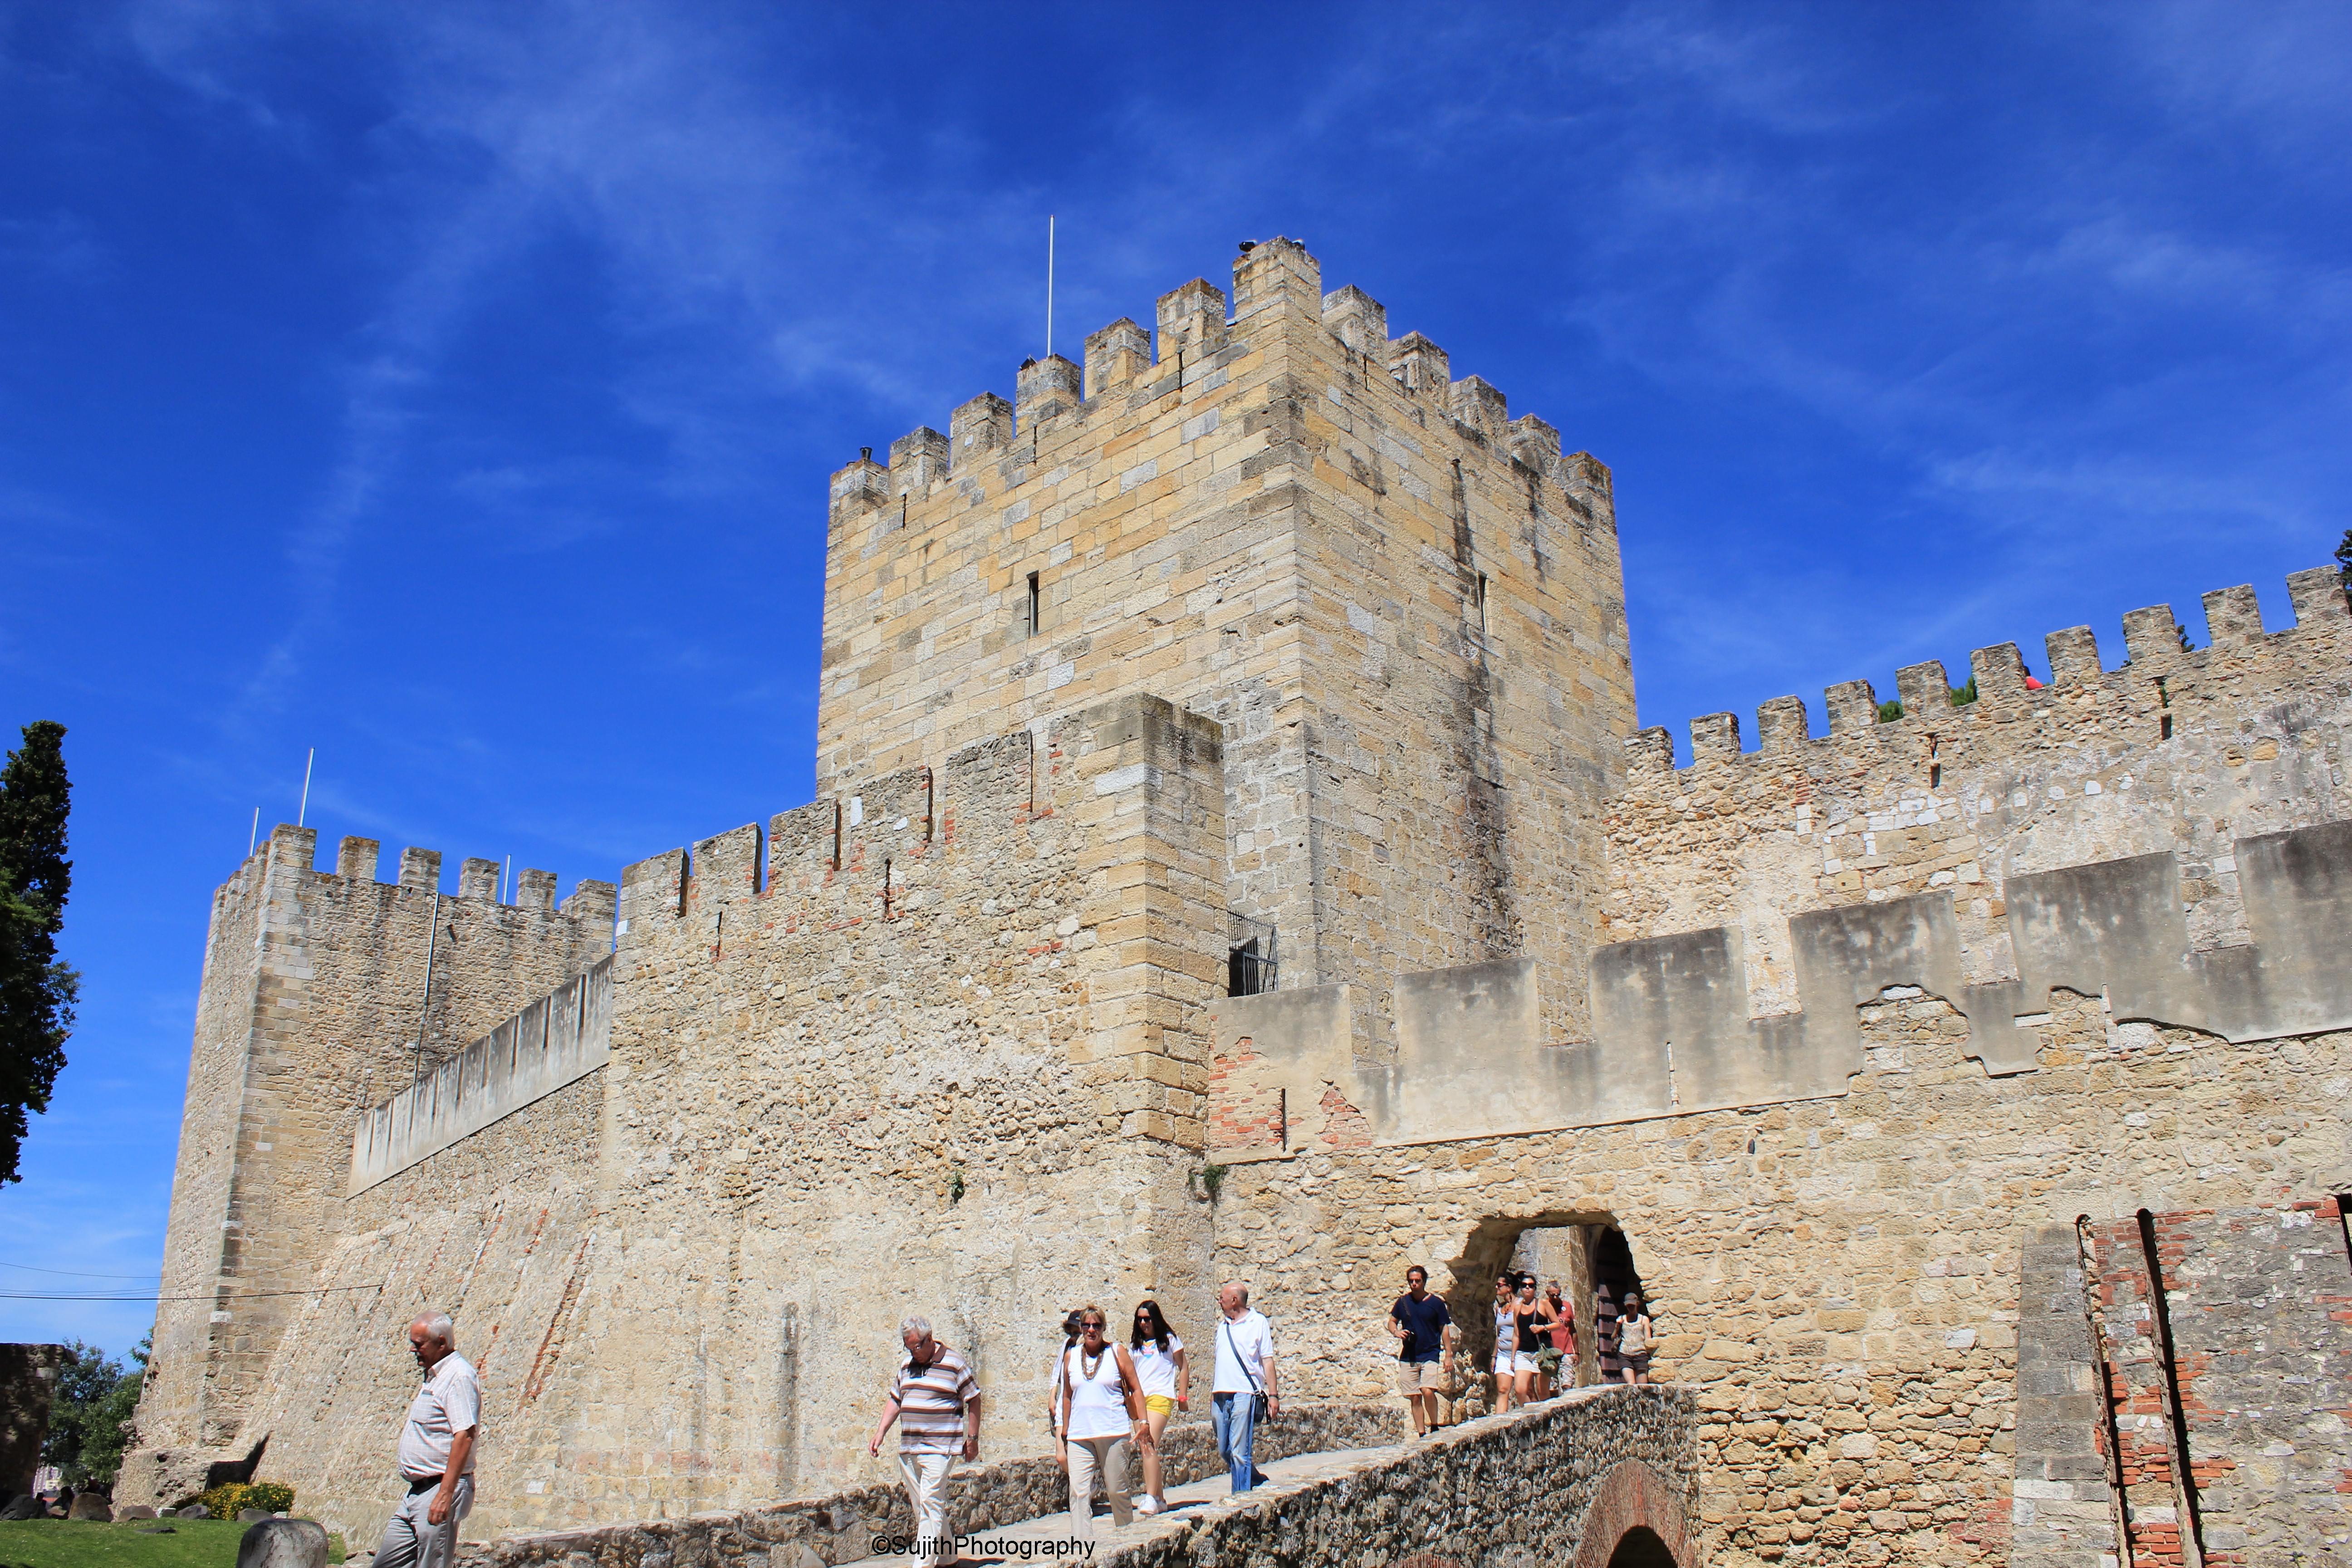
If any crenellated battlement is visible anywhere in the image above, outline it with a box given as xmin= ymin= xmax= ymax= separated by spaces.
xmin=1624 ymin=565 xmax=2351 ymax=782
xmin=227 ymin=822 xmax=616 ymax=921
xmin=613 ymin=719 xmax=1061 ymax=944
xmin=823 ymin=236 xmax=1606 ymax=537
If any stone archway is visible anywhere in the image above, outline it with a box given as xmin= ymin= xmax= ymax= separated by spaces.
xmin=1602 ymin=1528 xmax=1677 ymax=1568
xmin=1437 ymin=1210 xmax=1651 ymax=1409
xmin=1569 ymin=1460 xmax=1699 ymax=1568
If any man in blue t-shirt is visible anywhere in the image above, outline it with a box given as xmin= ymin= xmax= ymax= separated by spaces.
xmin=1387 ymin=1265 xmax=1456 ymax=1436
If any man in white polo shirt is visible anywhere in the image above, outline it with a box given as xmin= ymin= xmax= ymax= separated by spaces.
xmin=1210 ymin=1282 xmax=1278 ymax=1494
xmin=376 ymin=1311 xmax=481 ymax=1568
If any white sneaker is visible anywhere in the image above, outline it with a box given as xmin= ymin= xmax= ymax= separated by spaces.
xmin=1133 ymin=1495 xmax=1161 ymax=1515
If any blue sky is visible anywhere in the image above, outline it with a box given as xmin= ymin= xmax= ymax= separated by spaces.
xmin=2 ymin=1 xmax=2347 ymax=1358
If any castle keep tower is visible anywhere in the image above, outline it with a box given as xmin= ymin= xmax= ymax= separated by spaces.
xmin=819 ymin=237 xmax=1634 ymax=1058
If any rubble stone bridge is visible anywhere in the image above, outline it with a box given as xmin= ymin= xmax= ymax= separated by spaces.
xmin=462 ymin=1387 xmax=1697 ymax=1568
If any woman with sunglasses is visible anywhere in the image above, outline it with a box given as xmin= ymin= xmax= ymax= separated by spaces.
xmin=1490 ymin=1272 xmax=1520 ymax=1414
xmin=1127 ymin=1300 xmax=1187 ymax=1514
xmin=1544 ymin=1280 xmax=1576 ymax=1392
xmin=1059 ymin=1305 xmax=1152 ymax=1541
xmin=1509 ymin=1276 xmax=1546 ymax=1407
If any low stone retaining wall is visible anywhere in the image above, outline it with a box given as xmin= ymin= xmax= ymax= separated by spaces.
xmin=459 ymin=1401 xmax=1407 ymax=1568
xmin=1107 ymin=1386 xmax=1699 ymax=1568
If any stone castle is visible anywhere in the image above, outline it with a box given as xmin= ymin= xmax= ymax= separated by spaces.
xmin=122 ymin=238 xmax=2352 ymax=1568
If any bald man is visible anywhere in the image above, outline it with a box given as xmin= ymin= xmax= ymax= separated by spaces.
xmin=1210 ymin=1283 xmax=1278 ymax=1493
xmin=376 ymin=1311 xmax=481 ymax=1568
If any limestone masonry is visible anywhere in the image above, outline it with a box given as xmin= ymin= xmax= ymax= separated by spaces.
xmin=124 ymin=238 xmax=2352 ymax=1568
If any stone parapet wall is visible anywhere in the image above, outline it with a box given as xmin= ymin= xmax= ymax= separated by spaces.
xmin=351 ymin=957 xmax=614 ymax=1192
xmin=1107 ymin=1386 xmax=1696 ymax=1568
xmin=458 ymin=1401 xmax=1406 ymax=1568
xmin=1604 ymin=566 xmax=2350 ymax=1034
xmin=1209 ymin=812 xmax=2352 ymax=1154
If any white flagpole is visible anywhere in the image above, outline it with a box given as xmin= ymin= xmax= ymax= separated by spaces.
xmin=297 ymin=748 xmax=314 ymax=828
xmin=1047 ymin=214 xmax=1055 ymax=360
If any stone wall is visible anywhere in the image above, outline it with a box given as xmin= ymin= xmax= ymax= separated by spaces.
xmin=124 ymin=828 xmax=614 ymax=1510
xmin=2011 ymin=1222 xmax=2120 ymax=1568
xmin=221 ymin=1067 xmax=605 ymax=1550
xmin=2151 ymin=1201 xmax=2352 ymax=1564
xmin=1603 ymin=567 xmax=2350 ymax=1042
xmin=1208 ymin=974 xmax=2352 ymax=1568
xmin=2058 ymin=1200 xmax=2352 ymax=1568
xmin=209 ymin=695 xmax=1236 ymax=1544
xmin=456 ymin=1401 xmax=1406 ymax=1568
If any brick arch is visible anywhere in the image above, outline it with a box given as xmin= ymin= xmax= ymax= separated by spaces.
xmin=1569 ymin=1460 xmax=1699 ymax=1568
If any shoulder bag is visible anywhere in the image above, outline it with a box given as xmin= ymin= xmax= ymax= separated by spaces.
xmin=1221 ymin=1318 xmax=1269 ymax=1422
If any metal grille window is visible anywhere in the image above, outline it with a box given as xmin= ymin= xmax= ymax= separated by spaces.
xmin=1227 ymin=926 xmax=1277 ymax=997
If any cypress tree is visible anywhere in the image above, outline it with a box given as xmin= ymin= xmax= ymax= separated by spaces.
xmin=0 ymin=720 xmax=74 ymax=1185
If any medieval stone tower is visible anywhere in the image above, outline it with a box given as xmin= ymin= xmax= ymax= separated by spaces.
xmin=123 ymin=236 xmax=2352 ymax=1568
xmin=818 ymin=235 xmax=1634 ymax=1064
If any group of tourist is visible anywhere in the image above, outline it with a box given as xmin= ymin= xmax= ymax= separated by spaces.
xmin=868 ymin=1282 xmax=1278 ymax=1564
xmin=1038 ymin=1286 xmax=1277 ymax=1526
xmin=1388 ymin=1265 xmax=1652 ymax=1426
xmin=1479 ymin=1270 xmax=1649 ymax=1409
xmin=865 ymin=1265 xmax=1653 ymax=1564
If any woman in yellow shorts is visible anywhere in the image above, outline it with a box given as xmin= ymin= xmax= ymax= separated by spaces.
xmin=1128 ymin=1300 xmax=1188 ymax=1514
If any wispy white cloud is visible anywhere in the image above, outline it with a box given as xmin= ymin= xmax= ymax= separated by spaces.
xmin=0 ymin=211 xmax=111 ymax=280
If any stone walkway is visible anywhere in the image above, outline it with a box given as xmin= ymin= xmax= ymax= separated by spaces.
xmin=838 ymin=1438 xmax=1413 ymax=1565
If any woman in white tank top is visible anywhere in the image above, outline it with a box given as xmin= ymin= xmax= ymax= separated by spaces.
xmin=1058 ymin=1307 xmax=1152 ymax=1539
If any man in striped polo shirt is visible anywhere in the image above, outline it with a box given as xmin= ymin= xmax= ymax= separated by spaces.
xmin=867 ymin=1315 xmax=981 ymax=1567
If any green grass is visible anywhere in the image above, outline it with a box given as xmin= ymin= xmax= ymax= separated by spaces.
xmin=0 ymin=1519 xmax=346 ymax=1568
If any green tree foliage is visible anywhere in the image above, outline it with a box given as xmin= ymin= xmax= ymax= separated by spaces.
xmin=0 ymin=721 xmax=74 ymax=1184
xmin=1879 ymin=678 xmax=1979 ymax=721
xmin=2337 ymin=525 xmax=2351 ymax=590
xmin=43 ymin=1337 xmax=142 ymax=1489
